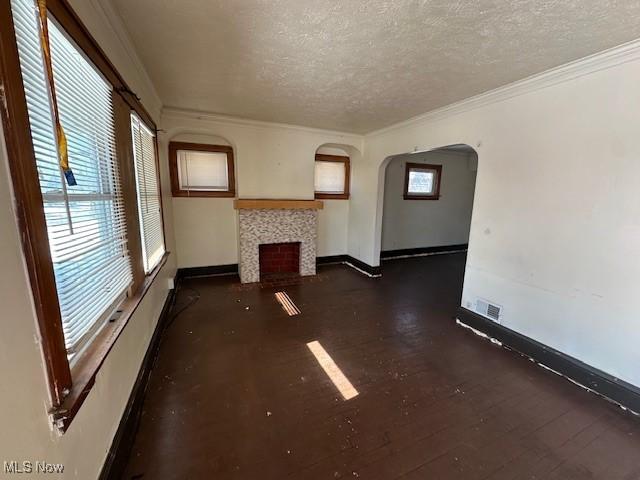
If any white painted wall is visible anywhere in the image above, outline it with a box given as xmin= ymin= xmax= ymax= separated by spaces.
xmin=163 ymin=110 xmax=362 ymax=267
xmin=317 ymin=200 xmax=349 ymax=256
xmin=347 ymin=43 xmax=640 ymax=388
xmin=381 ymin=150 xmax=476 ymax=251
xmin=0 ymin=2 xmax=176 ymax=478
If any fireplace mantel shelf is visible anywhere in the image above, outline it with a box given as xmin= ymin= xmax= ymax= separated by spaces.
xmin=234 ymin=199 xmax=324 ymax=210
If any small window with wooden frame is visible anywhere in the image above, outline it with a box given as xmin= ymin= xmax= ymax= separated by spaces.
xmin=314 ymin=154 xmax=350 ymax=199
xmin=0 ymin=0 xmax=167 ymax=432
xmin=169 ymin=142 xmax=236 ymax=198
xmin=404 ymin=163 xmax=442 ymax=200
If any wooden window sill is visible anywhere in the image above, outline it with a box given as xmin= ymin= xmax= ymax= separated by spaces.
xmin=403 ymin=195 xmax=441 ymax=200
xmin=50 ymin=252 xmax=171 ymax=433
xmin=315 ymin=193 xmax=350 ymax=200
xmin=172 ymin=190 xmax=236 ymax=198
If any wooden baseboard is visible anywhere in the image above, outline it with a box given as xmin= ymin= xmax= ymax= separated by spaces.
xmin=381 ymin=243 xmax=468 ymax=259
xmin=176 ymin=258 xmax=381 ymax=281
xmin=99 ymin=284 xmax=177 ymax=480
xmin=316 ymin=255 xmax=381 ymax=277
xmin=316 ymin=255 xmax=348 ymax=265
xmin=344 ymin=255 xmax=382 ymax=276
xmin=176 ymin=264 xmax=239 ymax=281
xmin=320 ymin=247 xmax=469 ymax=277
xmin=457 ymin=307 xmax=640 ymax=415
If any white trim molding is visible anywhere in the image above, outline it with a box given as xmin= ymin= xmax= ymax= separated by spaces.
xmin=162 ymin=107 xmax=364 ymax=140
xmin=367 ymin=38 xmax=640 ymax=138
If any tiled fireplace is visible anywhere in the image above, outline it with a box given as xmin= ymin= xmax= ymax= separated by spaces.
xmin=235 ymin=200 xmax=322 ymax=283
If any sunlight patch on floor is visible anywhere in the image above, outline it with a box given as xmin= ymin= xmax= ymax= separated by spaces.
xmin=275 ymin=291 xmax=301 ymax=316
xmin=307 ymin=340 xmax=358 ymax=400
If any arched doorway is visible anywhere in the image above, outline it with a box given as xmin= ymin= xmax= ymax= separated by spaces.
xmin=377 ymin=144 xmax=479 ymax=284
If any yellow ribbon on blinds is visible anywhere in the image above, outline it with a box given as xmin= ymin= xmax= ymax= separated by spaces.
xmin=36 ymin=0 xmax=76 ymax=185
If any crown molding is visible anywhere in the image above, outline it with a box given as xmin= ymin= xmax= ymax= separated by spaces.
xmin=161 ymin=107 xmax=364 ymax=139
xmin=407 ymin=148 xmax=473 ymax=158
xmin=92 ymin=0 xmax=163 ymax=113
xmin=366 ymin=38 xmax=640 ymax=138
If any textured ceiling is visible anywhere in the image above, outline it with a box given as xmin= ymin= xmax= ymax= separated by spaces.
xmin=109 ymin=0 xmax=640 ymax=133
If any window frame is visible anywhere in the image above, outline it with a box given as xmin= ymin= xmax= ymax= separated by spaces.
xmin=314 ymin=153 xmax=350 ymax=200
xmin=169 ymin=142 xmax=236 ymax=198
xmin=403 ymin=162 xmax=442 ymax=200
xmin=0 ymin=0 xmax=167 ymax=432
xmin=131 ymin=113 xmax=166 ymax=274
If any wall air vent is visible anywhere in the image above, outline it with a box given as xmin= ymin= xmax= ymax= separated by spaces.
xmin=476 ymin=299 xmax=502 ymax=322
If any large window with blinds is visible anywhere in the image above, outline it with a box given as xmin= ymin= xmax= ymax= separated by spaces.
xmin=131 ymin=114 xmax=165 ymax=273
xmin=12 ymin=0 xmax=133 ymax=359
xmin=2 ymin=0 xmax=166 ymax=427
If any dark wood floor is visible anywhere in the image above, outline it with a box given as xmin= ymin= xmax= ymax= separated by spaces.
xmin=123 ymin=254 xmax=640 ymax=480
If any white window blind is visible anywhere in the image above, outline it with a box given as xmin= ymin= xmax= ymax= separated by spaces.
xmin=131 ymin=114 xmax=165 ymax=273
xmin=177 ymin=150 xmax=229 ymax=191
xmin=315 ymin=160 xmax=346 ymax=194
xmin=11 ymin=0 xmax=133 ymax=357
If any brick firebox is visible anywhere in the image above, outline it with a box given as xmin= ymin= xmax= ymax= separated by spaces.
xmin=259 ymin=242 xmax=301 ymax=280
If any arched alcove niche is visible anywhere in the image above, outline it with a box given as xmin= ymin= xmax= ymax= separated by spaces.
xmin=165 ymin=130 xmax=239 ymax=269
xmin=313 ymin=143 xmax=362 ymax=258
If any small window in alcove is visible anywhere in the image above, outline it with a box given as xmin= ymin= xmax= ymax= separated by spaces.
xmin=404 ymin=163 xmax=442 ymax=200
xmin=314 ymin=154 xmax=350 ymax=199
xmin=169 ymin=142 xmax=235 ymax=197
